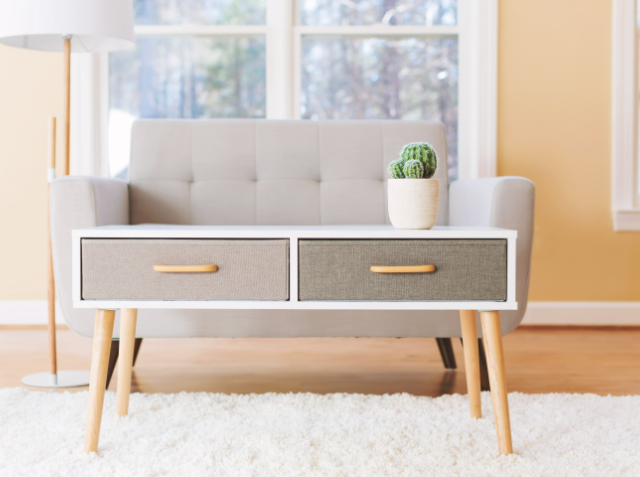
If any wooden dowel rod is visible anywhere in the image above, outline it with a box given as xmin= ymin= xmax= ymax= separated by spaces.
xmin=153 ymin=264 xmax=218 ymax=273
xmin=460 ymin=310 xmax=482 ymax=418
xmin=369 ymin=265 xmax=435 ymax=274
xmin=117 ymin=309 xmax=138 ymax=416
xmin=480 ymin=311 xmax=513 ymax=455
xmin=85 ymin=309 xmax=116 ymax=453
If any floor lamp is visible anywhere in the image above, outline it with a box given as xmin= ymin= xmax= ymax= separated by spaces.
xmin=0 ymin=0 xmax=134 ymax=388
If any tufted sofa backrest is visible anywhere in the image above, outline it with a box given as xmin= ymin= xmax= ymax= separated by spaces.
xmin=129 ymin=119 xmax=449 ymax=226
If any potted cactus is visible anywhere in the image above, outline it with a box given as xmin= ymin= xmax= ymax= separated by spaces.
xmin=387 ymin=142 xmax=439 ymax=229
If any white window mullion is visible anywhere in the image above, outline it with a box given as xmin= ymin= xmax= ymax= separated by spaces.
xmin=267 ymin=0 xmax=294 ymax=119
xmin=70 ymin=52 xmax=109 ymax=177
xmin=292 ymin=26 xmax=302 ymax=119
xmin=134 ymin=25 xmax=268 ymax=36
xmin=296 ymin=25 xmax=458 ymax=36
xmin=458 ymin=0 xmax=498 ymax=180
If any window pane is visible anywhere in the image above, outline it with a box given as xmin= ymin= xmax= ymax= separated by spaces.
xmin=300 ymin=0 xmax=457 ymax=26
xmin=109 ymin=37 xmax=266 ymax=178
xmin=134 ymin=0 xmax=266 ymax=25
xmin=301 ymin=36 xmax=458 ymax=179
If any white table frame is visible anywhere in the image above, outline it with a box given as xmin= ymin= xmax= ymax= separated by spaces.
xmin=72 ymin=225 xmax=517 ymax=311
xmin=73 ymin=225 xmax=517 ymax=456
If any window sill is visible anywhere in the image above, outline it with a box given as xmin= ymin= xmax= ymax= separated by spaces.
xmin=613 ymin=209 xmax=640 ymax=231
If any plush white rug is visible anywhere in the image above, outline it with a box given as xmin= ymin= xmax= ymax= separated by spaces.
xmin=1 ymin=389 xmax=639 ymax=477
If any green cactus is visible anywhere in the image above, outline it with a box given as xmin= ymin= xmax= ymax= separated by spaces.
xmin=403 ymin=159 xmax=424 ymax=179
xmin=387 ymin=159 xmax=405 ymax=178
xmin=400 ymin=142 xmax=437 ymax=178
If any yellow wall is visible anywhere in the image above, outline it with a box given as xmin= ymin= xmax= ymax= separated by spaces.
xmin=1 ymin=0 xmax=638 ymax=301
xmin=0 ymin=46 xmax=64 ymax=300
xmin=499 ymin=0 xmax=640 ymax=301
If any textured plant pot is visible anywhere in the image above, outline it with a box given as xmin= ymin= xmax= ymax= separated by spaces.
xmin=387 ymin=179 xmax=439 ymax=230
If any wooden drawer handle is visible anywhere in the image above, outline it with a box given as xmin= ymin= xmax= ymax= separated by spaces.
xmin=153 ymin=264 xmax=218 ymax=273
xmin=370 ymin=265 xmax=436 ymax=273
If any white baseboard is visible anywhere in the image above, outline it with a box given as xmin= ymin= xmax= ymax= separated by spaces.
xmin=522 ymin=301 xmax=640 ymax=325
xmin=0 ymin=300 xmax=639 ymax=326
xmin=0 ymin=300 xmax=65 ymax=325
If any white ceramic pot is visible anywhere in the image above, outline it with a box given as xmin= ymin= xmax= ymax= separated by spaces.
xmin=387 ymin=179 xmax=439 ymax=230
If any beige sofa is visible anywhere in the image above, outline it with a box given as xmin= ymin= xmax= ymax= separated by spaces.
xmin=50 ymin=119 xmax=535 ymax=379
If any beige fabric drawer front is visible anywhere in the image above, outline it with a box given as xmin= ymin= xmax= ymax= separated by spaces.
xmin=82 ymin=239 xmax=289 ymax=300
xmin=298 ymin=240 xmax=507 ymax=301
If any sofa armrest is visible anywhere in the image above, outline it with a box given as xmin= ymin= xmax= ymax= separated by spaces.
xmin=449 ymin=177 xmax=534 ymax=230
xmin=50 ymin=176 xmax=129 ymax=336
xmin=50 ymin=176 xmax=129 ymax=228
xmin=449 ymin=177 xmax=536 ymax=333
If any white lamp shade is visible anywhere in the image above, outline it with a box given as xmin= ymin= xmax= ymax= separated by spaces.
xmin=0 ymin=0 xmax=134 ymax=52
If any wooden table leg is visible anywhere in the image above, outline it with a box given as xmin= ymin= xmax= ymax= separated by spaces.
xmin=459 ymin=310 xmax=482 ymax=418
xmin=117 ymin=309 xmax=138 ymax=417
xmin=85 ymin=309 xmax=116 ymax=453
xmin=480 ymin=310 xmax=513 ymax=455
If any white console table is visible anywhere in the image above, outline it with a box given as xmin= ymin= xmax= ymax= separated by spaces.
xmin=73 ymin=225 xmax=517 ymax=455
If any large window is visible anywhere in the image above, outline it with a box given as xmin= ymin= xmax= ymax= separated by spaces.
xmin=297 ymin=1 xmax=458 ymax=179
xmin=102 ymin=0 xmax=494 ymax=181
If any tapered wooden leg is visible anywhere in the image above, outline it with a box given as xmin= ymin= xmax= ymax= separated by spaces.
xmin=480 ymin=310 xmax=513 ymax=455
xmin=85 ymin=309 xmax=116 ymax=453
xmin=117 ymin=309 xmax=138 ymax=417
xmin=460 ymin=310 xmax=482 ymax=418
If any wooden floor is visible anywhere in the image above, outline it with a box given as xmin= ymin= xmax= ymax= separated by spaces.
xmin=2 ymin=326 xmax=640 ymax=396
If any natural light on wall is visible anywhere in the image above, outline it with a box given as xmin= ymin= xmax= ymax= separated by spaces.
xmin=107 ymin=0 xmax=461 ymax=180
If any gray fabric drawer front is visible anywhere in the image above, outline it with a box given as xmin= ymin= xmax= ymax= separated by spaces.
xmin=82 ymin=239 xmax=289 ymax=300
xmin=298 ymin=240 xmax=507 ymax=301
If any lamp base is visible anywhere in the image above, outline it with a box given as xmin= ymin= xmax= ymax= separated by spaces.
xmin=22 ymin=371 xmax=90 ymax=388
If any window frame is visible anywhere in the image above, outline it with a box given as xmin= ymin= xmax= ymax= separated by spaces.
xmin=612 ymin=0 xmax=640 ymax=230
xmin=71 ymin=0 xmax=497 ymax=180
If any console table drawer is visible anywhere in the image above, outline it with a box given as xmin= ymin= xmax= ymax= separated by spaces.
xmin=298 ymin=240 xmax=507 ymax=301
xmin=81 ymin=239 xmax=289 ymax=301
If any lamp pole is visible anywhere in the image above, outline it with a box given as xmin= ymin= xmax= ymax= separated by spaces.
xmin=23 ymin=35 xmax=90 ymax=388
xmin=0 ymin=0 xmax=135 ymax=388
